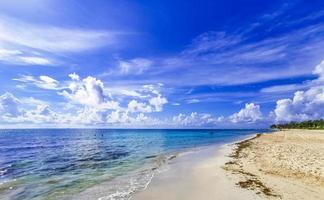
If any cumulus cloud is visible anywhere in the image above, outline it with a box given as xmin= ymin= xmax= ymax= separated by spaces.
xmin=122 ymin=84 xmax=168 ymax=112
xmin=128 ymin=100 xmax=152 ymax=113
xmin=0 ymin=91 xmax=170 ymax=128
xmin=4 ymin=71 xmax=171 ymax=127
xmin=274 ymin=87 xmax=324 ymax=122
xmin=0 ymin=90 xmax=267 ymax=128
xmin=0 ymin=92 xmax=107 ymax=126
xmin=107 ymin=110 xmax=130 ymax=124
xmin=106 ymin=111 xmax=160 ymax=127
xmin=125 ymin=85 xmax=168 ymax=113
xmin=13 ymin=73 xmax=168 ymax=116
xmin=172 ymin=112 xmax=223 ymax=127
xmin=60 ymin=75 xmax=119 ymax=110
xmin=273 ymin=60 xmax=324 ymax=122
xmin=60 ymin=74 xmax=169 ymax=113
xmin=22 ymin=105 xmax=59 ymax=124
xmin=149 ymin=95 xmax=168 ymax=112
xmin=68 ymin=72 xmax=80 ymax=81
xmin=0 ymin=92 xmax=21 ymax=117
xmin=313 ymin=60 xmax=324 ymax=82
xmin=1 ymin=88 xmax=263 ymax=128
xmin=230 ymin=103 xmax=263 ymax=123
xmin=0 ymin=92 xmax=61 ymax=125
xmin=71 ymin=107 xmax=108 ymax=125
xmin=0 ymin=91 xmax=164 ymax=127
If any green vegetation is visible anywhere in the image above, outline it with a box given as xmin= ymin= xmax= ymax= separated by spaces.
xmin=270 ymin=119 xmax=324 ymax=130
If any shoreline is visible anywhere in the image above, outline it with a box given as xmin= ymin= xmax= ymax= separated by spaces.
xmin=133 ymin=129 xmax=324 ymax=200
xmin=68 ymin=134 xmax=256 ymax=200
xmin=132 ymin=133 xmax=264 ymax=200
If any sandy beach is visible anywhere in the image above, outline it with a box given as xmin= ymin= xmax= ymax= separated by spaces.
xmin=133 ymin=130 xmax=324 ymax=200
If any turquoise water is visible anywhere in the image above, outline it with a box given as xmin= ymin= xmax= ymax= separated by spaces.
xmin=0 ymin=129 xmax=265 ymax=199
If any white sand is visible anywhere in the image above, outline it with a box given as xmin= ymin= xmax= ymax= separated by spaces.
xmin=133 ymin=130 xmax=324 ymax=200
xmin=224 ymin=129 xmax=324 ymax=200
xmin=133 ymin=142 xmax=263 ymax=200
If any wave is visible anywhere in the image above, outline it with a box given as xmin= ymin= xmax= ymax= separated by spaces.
xmin=78 ymin=153 xmax=176 ymax=200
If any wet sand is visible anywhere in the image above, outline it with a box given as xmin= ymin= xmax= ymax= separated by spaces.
xmin=133 ymin=130 xmax=324 ymax=200
xmin=133 ymin=137 xmax=263 ymax=200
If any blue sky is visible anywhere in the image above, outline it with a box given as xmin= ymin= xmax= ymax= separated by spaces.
xmin=0 ymin=0 xmax=323 ymax=128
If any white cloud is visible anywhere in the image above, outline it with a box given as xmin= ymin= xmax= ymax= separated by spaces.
xmin=0 ymin=15 xmax=118 ymax=53
xmin=273 ymin=87 xmax=324 ymax=122
xmin=120 ymin=89 xmax=144 ymax=98
xmin=61 ymin=75 xmax=119 ymax=110
xmin=128 ymin=100 xmax=152 ymax=113
xmin=0 ymin=14 xmax=129 ymax=66
xmin=104 ymin=86 xmax=150 ymax=99
xmin=142 ymin=84 xmax=160 ymax=95
xmin=107 ymin=110 xmax=130 ymax=124
xmin=124 ymin=85 xmax=168 ymax=113
xmin=14 ymin=73 xmax=168 ymax=117
xmin=172 ymin=112 xmax=222 ymax=127
xmin=68 ymin=73 xmax=80 ymax=81
xmin=39 ymin=75 xmax=59 ymax=89
xmin=71 ymin=107 xmax=107 ymax=125
xmin=149 ymin=95 xmax=168 ymax=112
xmin=20 ymin=97 xmax=47 ymax=106
xmin=101 ymin=18 xmax=324 ymax=88
xmin=0 ymin=91 xmax=267 ymax=128
xmin=112 ymin=84 xmax=169 ymax=113
xmin=272 ymin=60 xmax=324 ymax=122
xmin=187 ymin=99 xmax=200 ymax=104
xmin=118 ymin=58 xmax=153 ymax=75
xmin=313 ymin=60 xmax=324 ymax=82
xmin=230 ymin=103 xmax=263 ymax=123
xmin=13 ymin=75 xmax=59 ymax=90
xmin=183 ymin=31 xmax=242 ymax=55
xmin=22 ymin=104 xmax=59 ymax=124
xmin=106 ymin=111 xmax=160 ymax=127
xmin=0 ymin=92 xmax=21 ymax=117
xmin=260 ymin=84 xmax=308 ymax=93
xmin=19 ymin=56 xmax=51 ymax=65
xmin=0 ymin=93 xmax=60 ymax=125
xmin=0 ymin=48 xmax=52 ymax=65
xmin=0 ymin=92 xmax=108 ymax=126
xmin=0 ymin=48 xmax=22 ymax=59
xmin=261 ymin=59 xmax=324 ymax=94
xmin=0 ymin=91 xmax=164 ymax=127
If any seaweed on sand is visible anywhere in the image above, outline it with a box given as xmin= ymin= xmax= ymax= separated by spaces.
xmin=224 ymin=134 xmax=280 ymax=198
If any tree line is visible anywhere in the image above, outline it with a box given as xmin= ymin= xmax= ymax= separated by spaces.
xmin=270 ymin=119 xmax=324 ymax=130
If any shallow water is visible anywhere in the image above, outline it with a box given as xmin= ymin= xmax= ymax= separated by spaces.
xmin=0 ymin=129 xmax=265 ymax=200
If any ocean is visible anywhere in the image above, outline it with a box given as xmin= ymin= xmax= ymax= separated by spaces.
xmin=0 ymin=129 xmax=265 ymax=200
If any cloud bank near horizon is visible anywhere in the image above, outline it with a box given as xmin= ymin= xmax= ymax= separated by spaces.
xmin=1 ymin=60 xmax=323 ymax=128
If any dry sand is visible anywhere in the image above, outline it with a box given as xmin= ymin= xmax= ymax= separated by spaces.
xmin=133 ymin=130 xmax=324 ymax=200
xmin=224 ymin=129 xmax=324 ymax=200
